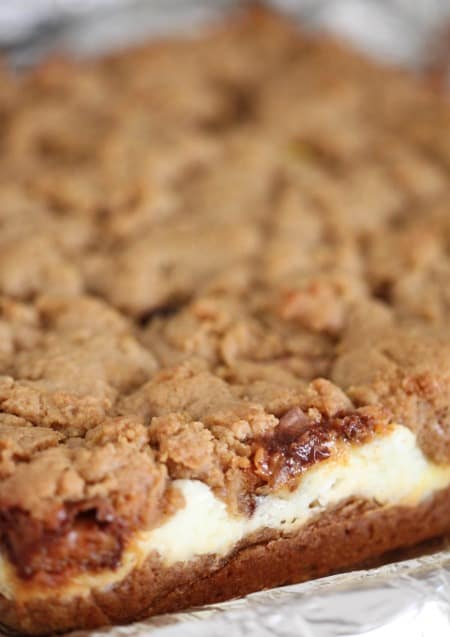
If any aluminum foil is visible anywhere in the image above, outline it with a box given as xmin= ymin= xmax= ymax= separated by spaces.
xmin=62 ymin=546 xmax=450 ymax=637
xmin=1 ymin=0 xmax=450 ymax=72
xmin=0 ymin=2 xmax=449 ymax=636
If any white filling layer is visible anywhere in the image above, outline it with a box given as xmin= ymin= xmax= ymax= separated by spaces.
xmin=2 ymin=424 xmax=450 ymax=600
xmin=143 ymin=425 xmax=450 ymax=564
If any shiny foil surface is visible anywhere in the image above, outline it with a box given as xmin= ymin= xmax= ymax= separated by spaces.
xmin=1 ymin=2 xmax=449 ymax=636
xmin=66 ymin=546 xmax=450 ymax=637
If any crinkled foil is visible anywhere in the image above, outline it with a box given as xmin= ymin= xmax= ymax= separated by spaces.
xmin=1 ymin=2 xmax=450 ymax=636
xmin=66 ymin=546 xmax=450 ymax=637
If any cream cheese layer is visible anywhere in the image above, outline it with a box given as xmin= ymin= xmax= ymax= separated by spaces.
xmin=1 ymin=424 xmax=450 ymax=601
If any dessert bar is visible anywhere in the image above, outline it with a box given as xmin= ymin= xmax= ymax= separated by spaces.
xmin=0 ymin=8 xmax=449 ymax=634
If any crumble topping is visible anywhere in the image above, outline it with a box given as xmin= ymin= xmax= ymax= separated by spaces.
xmin=0 ymin=7 xmax=448 ymax=583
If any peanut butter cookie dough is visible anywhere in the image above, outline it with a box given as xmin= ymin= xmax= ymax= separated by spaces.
xmin=0 ymin=8 xmax=449 ymax=635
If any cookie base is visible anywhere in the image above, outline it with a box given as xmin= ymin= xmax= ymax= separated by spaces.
xmin=1 ymin=485 xmax=450 ymax=635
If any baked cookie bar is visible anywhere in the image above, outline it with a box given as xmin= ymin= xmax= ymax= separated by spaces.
xmin=0 ymin=7 xmax=449 ymax=635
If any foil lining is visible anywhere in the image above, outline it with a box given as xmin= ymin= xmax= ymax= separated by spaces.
xmin=1 ymin=0 xmax=450 ymax=73
xmin=0 ymin=2 xmax=449 ymax=636
xmin=67 ymin=545 xmax=450 ymax=637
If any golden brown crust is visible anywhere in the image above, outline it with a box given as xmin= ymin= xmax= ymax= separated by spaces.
xmin=0 ymin=4 xmax=449 ymax=626
xmin=2 ymin=487 xmax=450 ymax=636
